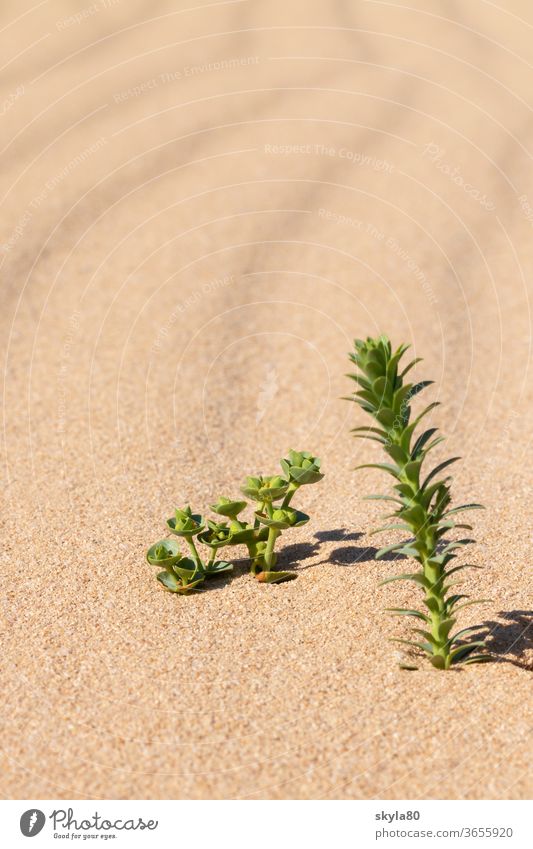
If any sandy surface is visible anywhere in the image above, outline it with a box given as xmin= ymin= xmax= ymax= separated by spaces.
xmin=1 ymin=0 xmax=531 ymax=800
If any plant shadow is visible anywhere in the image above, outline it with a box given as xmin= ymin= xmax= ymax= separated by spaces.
xmin=277 ymin=540 xmax=322 ymax=568
xmin=198 ymin=556 xmax=250 ymax=592
xmin=471 ymin=610 xmax=533 ymax=670
xmin=313 ymin=528 xmax=406 ymax=567
xmin=198 ymin=526 xmax=405 ymax=587
xmin=315 ymin=529 xmax=364 ymax=543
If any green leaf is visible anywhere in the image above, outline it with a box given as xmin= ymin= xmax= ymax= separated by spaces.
xmin=399 ymin=357 xmax=422 ymax=378
xmin=385 ymin=444 xmax=409 ymax=466
xmin=444 ymin=503 xmax=485 ymax=517
xmin=420 ymin=479 xmax=451 ymax=510
xmin=461 ymin=654 xmax=493 ymax=665
xmin=156 ymin=570 xmax=204 ymax=594
xmin=444 ymin=563 xmax=482 ymax=578
xmin=449 ymin=626 xmax=484 ymax=644
xmin=411 ymin=427 xmax=438 ymax=458
xmin=200 ymin=560 xmax=234 ymax=577
xmin=255 ymin=510 xmax=291 ymax=529
xmin=210 ymin=497 xmax=248 ymax=518
xmin=410 ymin=401 xmax=441 ymax=430
xmin=351 ymin=426 xmax=389 ymax=438
xmin=390 ymin=638 xmax=433 ymax=655
xmin=440 ymin=522 xmax=473 ymax=533
xmin=403 ymin=460 xmax=422 ymax=484
xmin=450 ymin=641 xmax=487 ymax=662
xmin=372 ymin=376 xmax=388 ymax=398
xmin=384 ymin=608 xmax=430 ymax=622
xmin=421 ymin=457 xmax=461 ymax=490
xmin=355 ymin=389 xmax=378 ymax=407
xmin=345 ymin=373 xmax=372 ymax=390
xmin=146 ymin=538 xmax=181 ymax=568
xmin=355 ymin=462 xmax=401 ymax=478
xmin=440 ymin=538 xmax=476 ymax=555
xmin=386 ymin=345 xmax=410 ymax=380
xmin=365 ymin=361 xmax=384 ymax=380
xmin=437 ymin=618 xmax=456 ymax=641
xmin=368 ymin=347 xmax=386 ymax=367
xmin=375 ymin=542 xmax=411 ymax=559
xmin=424 ymin=436 xmax=446 ymax=454
xmin=423 ymin=597 xmax=440 ymax=614
xmin=397 ymin=545 xmax=422 ymax=559
xmin=171 ymin=557 xmax=201 ymax=581
xmin=156 ymin=569 xmax=181 ymax=591
xmin=394 ymin=482 xmax=417 ymax=498
xmin=370 ymin=523 xmax=411 ymax=535
xmin=380 ymin=572 xmax=431 ymax=589
xmin=412 ymin=628 xmax=440 ymax=646
xmin=400 ymin=504 xmax=427 ymax=527
xmin=429 ymin=655 xmax=446 ymax=669
xmin=392 ymin=383 xmax=414 ymax=413
xmin=445 ymin=594 xmax=470 ymax=611
xmin=406 ymin=380 xmax=434 ymax=401
xmin=452 ymin=598 xmax=492 ymax=614
xmin=375 ymin=408 xmax=396 ymax=428
xmin=363 ymin=494 xmax=403 ymax=504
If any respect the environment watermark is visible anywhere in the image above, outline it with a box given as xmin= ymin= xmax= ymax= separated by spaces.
xmin=113 ymin=57 xmax=260 ymax=103
xmin=1 ymin=138 xmax=107 ymax=253
xmin=318 ymin=207 xmax=438 ymax=305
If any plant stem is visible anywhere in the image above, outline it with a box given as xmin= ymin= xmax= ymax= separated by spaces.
xmin=206 ymin=546 xmax=216 ymax=569
xmin=186 ymin=537 xmax=202 ymax=572
xmin=396 ymin=449 xmax=450 ymax=667
xmin=421 ymin=553 xmax=449 ymax=667
xmin=247 ymin=541 xmax=258 ymax=574
xmin=264 ymin=527 xmax=279 ymax=570
xmin=281 ymin=482 xmax=299 ymax=508
xmin=254 ymin=503 xmax=265 ymax=528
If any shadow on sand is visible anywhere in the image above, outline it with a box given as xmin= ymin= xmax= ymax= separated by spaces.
xmin=196 ymin=536 xmax=532 ymax=669
xmin=469 ymin=610 xmax=533 ymax=670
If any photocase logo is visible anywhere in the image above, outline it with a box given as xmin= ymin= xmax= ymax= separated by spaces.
xmin=20 ymin=809 xmax=46 ymax=837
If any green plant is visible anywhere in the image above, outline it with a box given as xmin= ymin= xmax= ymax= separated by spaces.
xmin=146 ymin=539 xmax=205 ymax=594
xmin=346 ymin=335 xmax=491 ymax=669
xmin=239 ymin=452 xmax=324 ymax=583
xmin=146 ymin=451 xmax=324 ymax=593
xmin=147 ymin=506 xmax=233 ymax=594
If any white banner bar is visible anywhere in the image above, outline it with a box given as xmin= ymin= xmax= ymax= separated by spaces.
xmin=1 ymin=800 xmax=530 ymax=848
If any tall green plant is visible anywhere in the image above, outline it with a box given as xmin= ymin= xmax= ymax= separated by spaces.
xmin=346 ymin=335 xmax=491 ymax=669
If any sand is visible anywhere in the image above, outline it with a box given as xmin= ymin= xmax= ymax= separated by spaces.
xmin=0 ymin=0 xmax=531 ymax=800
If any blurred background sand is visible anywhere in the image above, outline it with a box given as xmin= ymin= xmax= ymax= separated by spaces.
xmin=0 ymin=0 xmax=531 ymax=799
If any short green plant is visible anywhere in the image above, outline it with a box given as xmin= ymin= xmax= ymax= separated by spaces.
xmin=147 ymin=506 xmax=234 ymax=593
xmin=346 ymin=335 xmax=491 ymax=669
xmin=241 ymin=451 xmax=323 ymax=582
xmin=146 ymin=451 xmax=323 ymax=592
xmin=146 ymin=538 xmax=206 ymax=594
